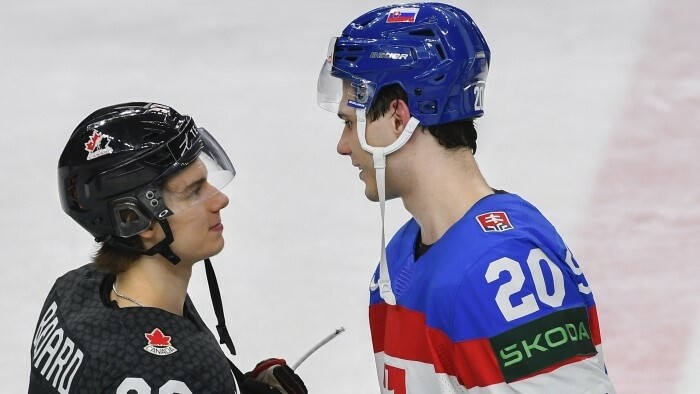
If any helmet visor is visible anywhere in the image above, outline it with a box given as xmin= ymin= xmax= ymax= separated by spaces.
xmin=317 ymin=37 xmax=377 ymax=114
xmin=158 ymin=127 xmax=235 ymax=214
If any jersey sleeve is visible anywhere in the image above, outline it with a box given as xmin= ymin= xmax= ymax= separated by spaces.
xmin=446 ymin=237 xmax=613 ymax=392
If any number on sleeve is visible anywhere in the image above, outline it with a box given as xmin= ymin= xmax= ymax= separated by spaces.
xmin=564 ymin=248 xmax=591 ymax=294
xmin=485 ymin=248 xmax=570 ymax=322
xmin=485 ymin=257 xmax=539 ymax=321
xmin=526 ymin=248 xmax=565 ymax=307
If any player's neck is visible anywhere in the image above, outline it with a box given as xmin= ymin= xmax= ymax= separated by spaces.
xmin=401 ymin=148 xmax=493 ymax=245
xmin=112 ymin=256 xmax=193 ymax=316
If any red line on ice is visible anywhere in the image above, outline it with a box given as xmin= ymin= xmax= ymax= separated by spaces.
xmin=577 ymin=0 xmax=700 ymax=392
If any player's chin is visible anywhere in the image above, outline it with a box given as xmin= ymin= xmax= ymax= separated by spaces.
xmin=364 ymin=186 xmax=399 ymax=203
xmin=364 ymin=187 xmax=380 ymax=202
xmin=206 ymin=237 xmax=226 ymax=257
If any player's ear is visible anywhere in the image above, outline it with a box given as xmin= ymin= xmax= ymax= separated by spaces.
xmin=390 ymin=99 xmax=412 ymax=137
xmin=138 ymin=221 xmax=161 ymax=248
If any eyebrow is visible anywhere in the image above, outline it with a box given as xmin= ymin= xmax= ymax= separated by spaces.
xmin=185 ymin=177 xmax=206 ymax=191
xmin=337 ymin=113 xmax=349 ymax=120
xmin=167 ymin=176 xmax=206 ymax=194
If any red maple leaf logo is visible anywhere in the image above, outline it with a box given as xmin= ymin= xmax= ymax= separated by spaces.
xmin=145 ymin=328 xmax=172 ymax=347
xmin=85 ymin=131 xmax=101 ymax=152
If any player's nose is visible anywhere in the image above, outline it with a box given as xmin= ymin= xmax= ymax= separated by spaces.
xmin=211 ymin=190 xmax=229 ymax=211
xmin=337 ymin=132 xmax=351 ymax=156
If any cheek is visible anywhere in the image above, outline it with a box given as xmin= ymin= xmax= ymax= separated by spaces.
xmin=168 ymin=208 xmax=205 ymax=233
xmin=363 ymin=125 xmax=383 ymax=146
xmin=352 ymin=126 xmax=369 ymax=150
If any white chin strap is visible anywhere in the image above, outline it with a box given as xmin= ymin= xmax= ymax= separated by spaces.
xmin=358 ymin=108 xmax=420 ymax=305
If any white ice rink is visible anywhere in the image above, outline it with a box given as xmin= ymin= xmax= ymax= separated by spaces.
xmin=2 ymin=0 xmax=698 ymax=392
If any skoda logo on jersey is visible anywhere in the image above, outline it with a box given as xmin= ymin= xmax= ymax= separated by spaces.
xmin=143 ymin=328 xmax=177 ymax=356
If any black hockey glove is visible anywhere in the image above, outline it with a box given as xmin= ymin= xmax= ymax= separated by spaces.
xmin=242 ymin=358 xmax=307 ymax=394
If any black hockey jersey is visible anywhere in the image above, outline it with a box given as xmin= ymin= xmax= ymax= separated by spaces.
xmin=29 ymin=264 xmax=238 ymax=393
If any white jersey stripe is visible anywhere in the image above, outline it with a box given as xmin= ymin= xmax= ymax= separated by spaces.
xmin=376 ymin=349 xmax=615 ymax=394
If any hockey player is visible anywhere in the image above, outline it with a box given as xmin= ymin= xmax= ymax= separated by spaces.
xmin=29 ymin=102 xmax=306 ymax=393
xmin=317 ymin=3 xmax=616 ymax=393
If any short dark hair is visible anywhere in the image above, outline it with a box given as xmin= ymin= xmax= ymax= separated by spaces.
xmin=367 ymin=84 xmax=478 ymax=154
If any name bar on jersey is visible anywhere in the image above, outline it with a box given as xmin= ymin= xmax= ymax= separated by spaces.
xmin=32 ymin=300 xmax=86 ymax=394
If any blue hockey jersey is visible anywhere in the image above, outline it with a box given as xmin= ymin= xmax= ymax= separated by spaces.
xmin=369 ymin=193 xmax=615 ymax=393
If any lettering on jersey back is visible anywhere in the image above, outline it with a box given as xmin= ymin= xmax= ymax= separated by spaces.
xmin=489 ymin=307 xmax=597 ymax=382
xmin=31 ymin=300 xmax=86 ymax=394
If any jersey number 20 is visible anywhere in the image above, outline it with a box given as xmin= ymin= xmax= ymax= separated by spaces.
xmin=485 ymin=248 xmax=590 ymax=321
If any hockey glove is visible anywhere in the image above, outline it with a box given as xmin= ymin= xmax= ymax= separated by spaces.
xmin=242 ymin=358 xmax=307 ymax=394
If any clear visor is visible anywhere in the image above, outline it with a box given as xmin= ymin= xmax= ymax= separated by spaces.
xmin=317 ymin=37 xmax=377 ymax=114
xmin=112 ymin=127 xmax=236 ymax=238
xmin=159 ymin=127 xmax=235 ymax=214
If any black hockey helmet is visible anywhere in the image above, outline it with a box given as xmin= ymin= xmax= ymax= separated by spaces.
xmin=58 ymin=102 xmax=235 ymax=263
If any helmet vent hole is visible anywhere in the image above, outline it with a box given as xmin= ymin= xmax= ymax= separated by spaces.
xmin=66 ymin=176 xmax=87 ymax=211
xmin=433 ymin=74 xmax=446 ymax=82
xmin=344 ymin=56 xmax=358 ymax=62
xmin=435 ymin=44 xmax=446 ymax=60
xmin=408 ymin=29 xmax=436 ymax=37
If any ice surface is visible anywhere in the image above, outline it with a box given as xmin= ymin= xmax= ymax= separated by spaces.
xmin=3 ymin=1 xmax=697 ymax=392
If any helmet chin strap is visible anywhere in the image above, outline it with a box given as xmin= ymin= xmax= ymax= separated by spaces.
xmin=100 ymin=218 xmax=181 ymax=264
xmin=148 ymin=218 xmax=181 ymax=264
xmin=357 ymin=108 xmax=420 ymax=305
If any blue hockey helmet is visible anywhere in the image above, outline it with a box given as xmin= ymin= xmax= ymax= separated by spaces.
xmin=318 ymin=2 xmax=490 ymax=125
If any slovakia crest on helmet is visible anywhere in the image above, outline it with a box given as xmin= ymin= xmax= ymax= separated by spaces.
xmin=143 ymin=328 xmax=177 ymax=356
xmin=84 ymin=130 xmax=114 ymax=160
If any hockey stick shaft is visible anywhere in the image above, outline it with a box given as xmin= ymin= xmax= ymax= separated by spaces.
xmin=291 ymin=327 xmax=345 ymax=370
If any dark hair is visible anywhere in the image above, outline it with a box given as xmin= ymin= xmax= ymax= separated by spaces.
xmin=92 ymin=241 xmax=142 ymax=274
xmin=367 ymin=84 xmax=478 ymax=154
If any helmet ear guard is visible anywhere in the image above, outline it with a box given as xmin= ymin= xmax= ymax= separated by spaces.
xmin=110 ymin=198 xmax=151 ymax=238
xmin=108 ymin=180 xmax=176 ymax=239
xmin=105 ymin=193 xmax=180 ymax=264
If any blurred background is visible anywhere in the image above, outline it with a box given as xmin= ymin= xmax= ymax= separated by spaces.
xmin=1 ymin=0 xmax=698 ymax=392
